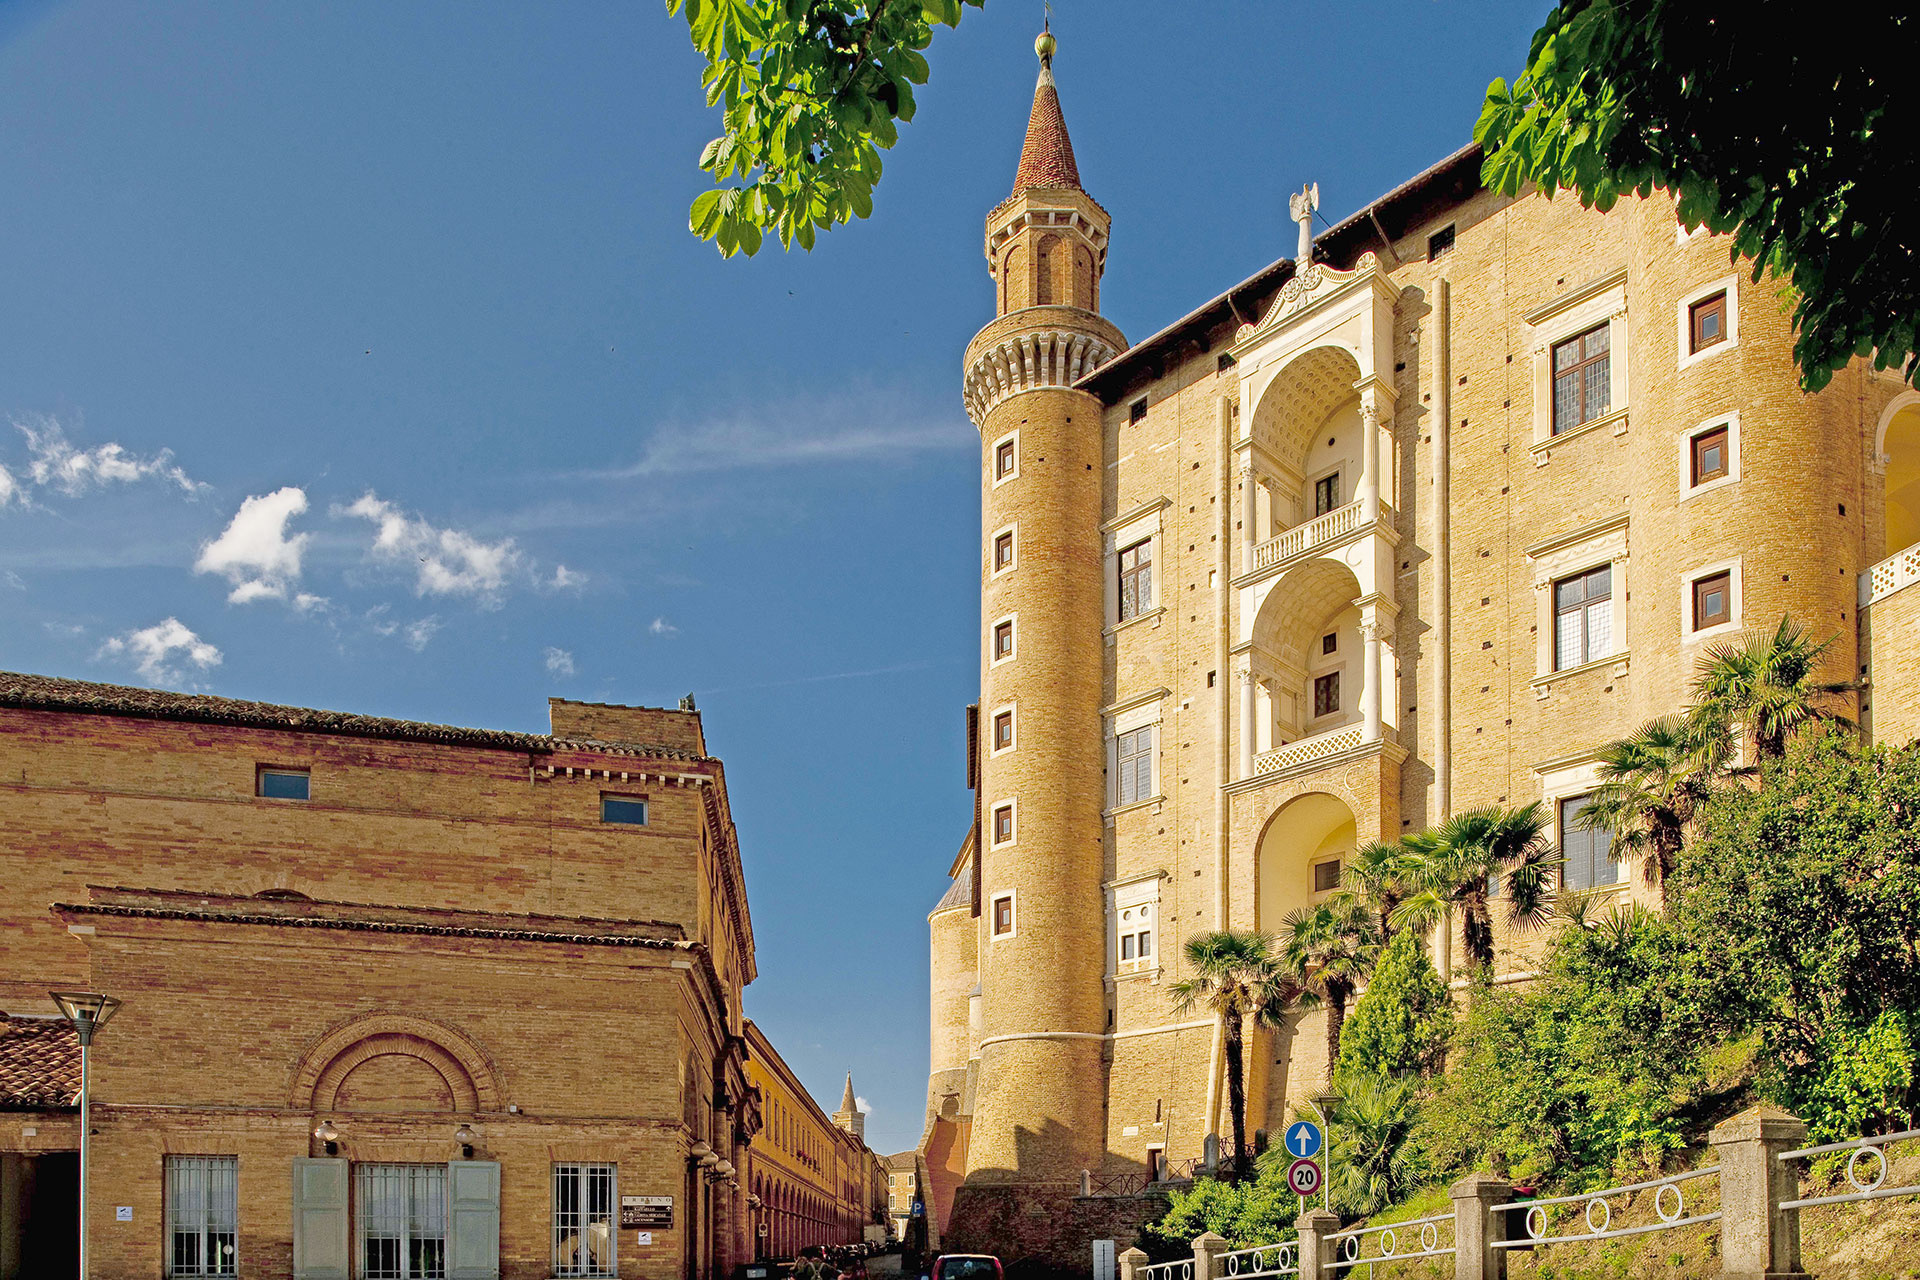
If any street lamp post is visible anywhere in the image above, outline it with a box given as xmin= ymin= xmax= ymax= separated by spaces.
xmin=51 ymin=991 xmax=122 ymax=1280
xmin=1301 ymin=1091 xmax=1340 ymax=1211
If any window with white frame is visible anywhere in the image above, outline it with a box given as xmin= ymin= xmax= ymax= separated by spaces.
xmin=1553 ymin=566 xmax=1613 ymax=670
xmin=166 ymin=1156 xmax=238 ymax=1277
xmin=1117 ymin=901 xmax=1154 ymax=972
xmin=1676 ymin=276 xmax=1739 ymax=370
xmin=1104 ymin=499 xmax=1167 ymax=629
xmin=553 ymin=1163 xmax=618 ymax=1277
xmin=1680 ymin=414 xmax=1740 ymax=498
xmin=356 ymin=1164 xmax=447 ymax=1280
xmin=991 ymin=892 xmax=1016 ymax=938
xmin=991 ymin=708 xmax=1016 ymax=754
xmin=1559 ymin=794 xmax=1620 ymax=890
xmin=1110 ymin=874 xmax=1162 ymax=977
xmin=1116 ymin=725 xmax=1154 ymax=806
xmin=1118 ymin=539 xmax=1153 ymax=622
xmin=1523 ymin=269 xmax=1629 ymax=447
xmin=993 ymin=432 xmax=1018 ymax=482
xmin=991 ymin=802 xmax=1016 ymax=846
xmin=1680 ymin=558 xmax=1743 ymax=640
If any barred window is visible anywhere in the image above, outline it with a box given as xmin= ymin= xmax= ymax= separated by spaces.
xmin=167 ymin=1156 xmax=238 ymax=1277
xmin=1118 ymin=539 xmax=1152 ymax=621
xmin=1553 ymin=565 xmax=1612 ymax=670
xmin=1116 ymin=726 xmax=1154 ymax=805
xmin=356 ymin=1164 xmax=447 ymax=1280
xmin=1559 ymin=795 xmax=1619 ymax=890
xmin=1551 ymin=323 xmax=1611 ymax=435
xmin=553 ymin=1163 xmax=617 ymax=1277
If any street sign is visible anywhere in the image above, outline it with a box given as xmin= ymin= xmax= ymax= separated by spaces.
xmin=1285 ymin=1158 xmax=1322 ymax=1198
xmin=1284 ymin=1121 xmax=1323 ymax=1160
xmin=621 ymin=1195 xmax=674 ymax=1229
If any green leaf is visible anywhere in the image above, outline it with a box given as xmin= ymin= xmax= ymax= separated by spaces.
xmin=689 ymin=189 xmax=726 ymax=236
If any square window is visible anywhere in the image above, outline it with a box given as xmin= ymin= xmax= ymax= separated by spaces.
xmin=992 ymin=804 xmax=1014 ymax=845
xmin=601 ymin=795 xmax=648 ymax=825
xmin=993 ymin=711 xmax=1014 ymax=751
xmin=993 ymin=620 xmax=1015 ymax=660
xmin=1313 ymin=472 xmax=1341 ymax=516
xmin=1129 ymin=398 xmax=1148 ymax=424
xmin=1691 ymin=425 xmax=1729 ymax=486
xmin=1552 ymin=565 xmax=1613 ymax=670
xmin=992 ymin=894 xmax=1014 ymax=936
xmin=1693 ymin=570 xmax=1732 ymax=630
xmin=1118 ymin=539 xmax=1153 ymax=622
xmin=167 ymin=1156 xmax=238 ymax=1277
xmin=553 ymin=1163 xmax=618 ymax=1277
xmin=1312 ymin=671 xmax=1340 ymax=718
xmin=995 ymin=438 xmax=1016 ymax=479
xmin=1427 ymin=224 xmax=1455 ymax=261
xmin=1313 ymin=859 xmax=1342 ymax=893
xmin=1559 ymin=795 xmax=1620 ymax=890
xmin=1321 ymin=632 xmax=1338 ymax=655
xmin=994 ymin=530 xmax=1015 ymax=571
xmin=1690 ymin=291 xmax=1727 ymax=353
xmin=257 ymin=767 xmax=310 ymax=801
xmin=1551 ymin=323 xmax=1611 ymax=435
xmin=1116 ymin=725 xmax=1154 ymax=805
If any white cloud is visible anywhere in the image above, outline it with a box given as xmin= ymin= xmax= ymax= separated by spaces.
xmin=195 ymin=487 xmax=311 ymax=603
xmin=550 ymin=564 xmax=586 ymax=590
xmin=14 ymin=415 xmax=203 ymax=497
xmin=2 ymin=569 xmax=22 ymax=591
xmin=649 ymin=617 xmax=678 ymax=636
xmin=293 ymin=592 xmax=329 ymax=613
xmin=0 ymin=464 xmax=17 ymax=507
xmin=98 ymin=617 xmax=222 ymax=685
xmin=403 ymin=617 xmax=441 ymax=652
xmin=544 ymin=646 xmax=576 ymax=677
xmin=856 ymin=1096 xmax=873 ymax=1115
xmin=338 ymin=493 xmax=524 ymax=600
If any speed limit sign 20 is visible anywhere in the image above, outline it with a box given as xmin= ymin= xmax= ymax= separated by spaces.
xmin=1285 ymin=1158 xmax=1322 ymax=1197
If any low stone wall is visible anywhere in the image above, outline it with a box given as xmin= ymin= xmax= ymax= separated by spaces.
xmin=944 ymin=1185 xmax=1172 ymax=1280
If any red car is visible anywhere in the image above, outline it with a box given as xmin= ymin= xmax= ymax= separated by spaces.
xmin=933 ymin=1256 xmax=1003 ymax=1280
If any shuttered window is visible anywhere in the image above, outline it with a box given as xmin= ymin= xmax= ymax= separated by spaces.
xmin=1116 ymin=726 xmax=1154 ymax=806
xmin=1559 ymin=795 xmax=1619 ymax=890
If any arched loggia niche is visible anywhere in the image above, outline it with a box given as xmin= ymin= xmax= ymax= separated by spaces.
xmin=1246 ymin=557 xmax=1366 ymax=753
xmin=1255 ymin=791 xmax=1358 ymax=932
xmin=1245 ymin=345 xmax=1365 ymax=540
xmin=1879 ymin=391 xmax=1920 ymax=558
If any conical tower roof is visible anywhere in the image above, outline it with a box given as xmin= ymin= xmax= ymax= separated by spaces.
xmin=1012 ymin=28 xmax=1082 ymax=194
xmin=838 ymin=1073 xmax=857 ymax=1114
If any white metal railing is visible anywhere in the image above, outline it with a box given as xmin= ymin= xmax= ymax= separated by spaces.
xmin=1861 ymin=543 xmax=1920 ymax=607
xmin=1492 ymin=1166 xmax=1720 ymax=1247
xmin=1252 ymin=501 xmax=1365 ymax=573
xmin=1328 ymin=1211 xmax=1455 ymax=1270
xmin=1777 ymin=1127 xmax=1920 ymax=1210
xmin=1218 ymin=1242 xmax=1298 ymax=1279
xmin=1139 ymin=1260 xmax=1195 ymax=1280
xmin=1253 ymin=726 xmax=1366 ymax=777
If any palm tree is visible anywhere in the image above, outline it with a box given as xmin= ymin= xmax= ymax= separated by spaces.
xmin=1168 ymin=930 xmax=1301 ymax=1180
xmin=1278 ymin=899 xmax=1382 ymax=1073
xmin=1690 ymin=615 xmax=1855 ymax=761
xmin=1390 ymin=803 xmax=1557 ymax=973
xmin=1331 ymin=839 xmax=1415 ymax=941
xmin=1301 ymin=1070 xmax=1425 ymax=1219
xmin=1583 ymin=713 xmax=1734 ymax=904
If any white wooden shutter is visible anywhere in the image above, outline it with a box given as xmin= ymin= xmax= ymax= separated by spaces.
xmin=290 ymin=1157 xmax=350 ymax=1280
xmin=446 ymin=1159 xmax=502 ymax=1280
xmin=1093 ymin=1238 xmax=1116 ymax=1280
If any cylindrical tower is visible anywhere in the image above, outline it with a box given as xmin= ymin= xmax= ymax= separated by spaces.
xmin=959 ymin=29 xmax=1125 ymax=1184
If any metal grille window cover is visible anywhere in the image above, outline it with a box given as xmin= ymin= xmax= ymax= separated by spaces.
xmin=356 ymin=1163 xmax=448 ymax=1280
xmin=1493 ymin=1165 xmax=1721 ymax=1246
xmin=1551 ymin=323 xmax=1611 ymax=434
xmin=1118 ymin=539 xmax=1153 ymax=621
xmin=167 ymin=1156 xmax=238 ymax=1277
xmin=1116 ymin=725 xmax=1153 ymax=805
xmin=1554 ymin=565 xmax=1612 ymax=670
xmin=553 ymin=1163 xmax=618 ymax=1277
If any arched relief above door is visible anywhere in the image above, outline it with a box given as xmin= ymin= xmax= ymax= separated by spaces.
xmin=290 ymin=1013 xmax=502 ymax=1113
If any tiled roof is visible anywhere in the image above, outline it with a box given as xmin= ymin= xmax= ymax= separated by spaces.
xmin=932 ymin=860 xmax=973 ymax=913
xmin=1012 ymin=64 xmax=1082 ymax=194
xmin=0 ymin=1015 xmax=79 ymax=1110
xmin=0 ymin=671 xmax=710 ymax=761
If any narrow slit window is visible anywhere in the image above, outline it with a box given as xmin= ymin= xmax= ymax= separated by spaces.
xmin=995 ymin=438 xmax=1016 ymax=480
xmin=992 ymin=894 xmax=1014 ymax=937
xmin=993 ymin=620 xmax=1015 ymax=660
xmin=992 ymin=804 xmax=1014 ymax=846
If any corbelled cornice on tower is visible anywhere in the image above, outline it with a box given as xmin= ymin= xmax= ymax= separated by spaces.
xmin=1012 ymin=29 xmax=1081 ymax=194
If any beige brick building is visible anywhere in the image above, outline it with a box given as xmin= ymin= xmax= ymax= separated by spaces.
xmin=924 ymin=31 xmax=1919 ymax=1262
xmin=0 ymin=674 xmax=764 ymax=1280
xmin=741 ymin=1026 xmax=885 ymax=1259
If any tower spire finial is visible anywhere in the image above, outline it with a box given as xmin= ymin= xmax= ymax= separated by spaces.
xmin=1013 ymin=15 xmax=1080 ymax=194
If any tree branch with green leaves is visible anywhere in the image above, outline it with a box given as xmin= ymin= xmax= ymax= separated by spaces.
xmin=668 ymin=0 xmax=983 ymax=256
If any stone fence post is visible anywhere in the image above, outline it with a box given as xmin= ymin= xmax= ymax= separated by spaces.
xmin=1710 ymin=1105 xmax=1808 ymax=1280
xmin=1294 ymin=1209 xmax=1338 ymax=1280
xmin=1450 ymin=1172 xmax=1511 ymax=1280
xmin=1191 ymin=1230 xmax=1227 ymax=1280
xmin=1117 ymin=1246 xmax=1147 ymax=1280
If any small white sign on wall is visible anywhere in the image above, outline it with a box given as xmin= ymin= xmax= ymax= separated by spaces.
xmin=116 ymin=1206 xmax=132 ymax=1222
xmin=637 ymin=1231 xmax=654 ymax=1246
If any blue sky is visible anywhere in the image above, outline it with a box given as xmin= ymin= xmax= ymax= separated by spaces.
xmin=0 ymin=0 xmax=1546 ymax=1154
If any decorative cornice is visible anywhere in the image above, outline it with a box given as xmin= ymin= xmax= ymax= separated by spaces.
xmin=965 ymin=328 xmax=1118 ymax=426
xmin=1231 ymin=252 xmax=1386 ymax=350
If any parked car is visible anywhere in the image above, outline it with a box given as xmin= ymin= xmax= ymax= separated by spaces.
xmin=932 ymin=1255 xmax=1003 ymax=1280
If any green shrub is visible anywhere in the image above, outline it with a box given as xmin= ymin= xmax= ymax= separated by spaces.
xmin=1138 ymin=1171 xmax=1297 ymax=1257
xmin=1334 ymin=929 xmax=1452 ymax=1080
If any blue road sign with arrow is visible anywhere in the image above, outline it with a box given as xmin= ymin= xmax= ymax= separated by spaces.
xmin=1284 ymin=1121 xmax=1323 ymax=1160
